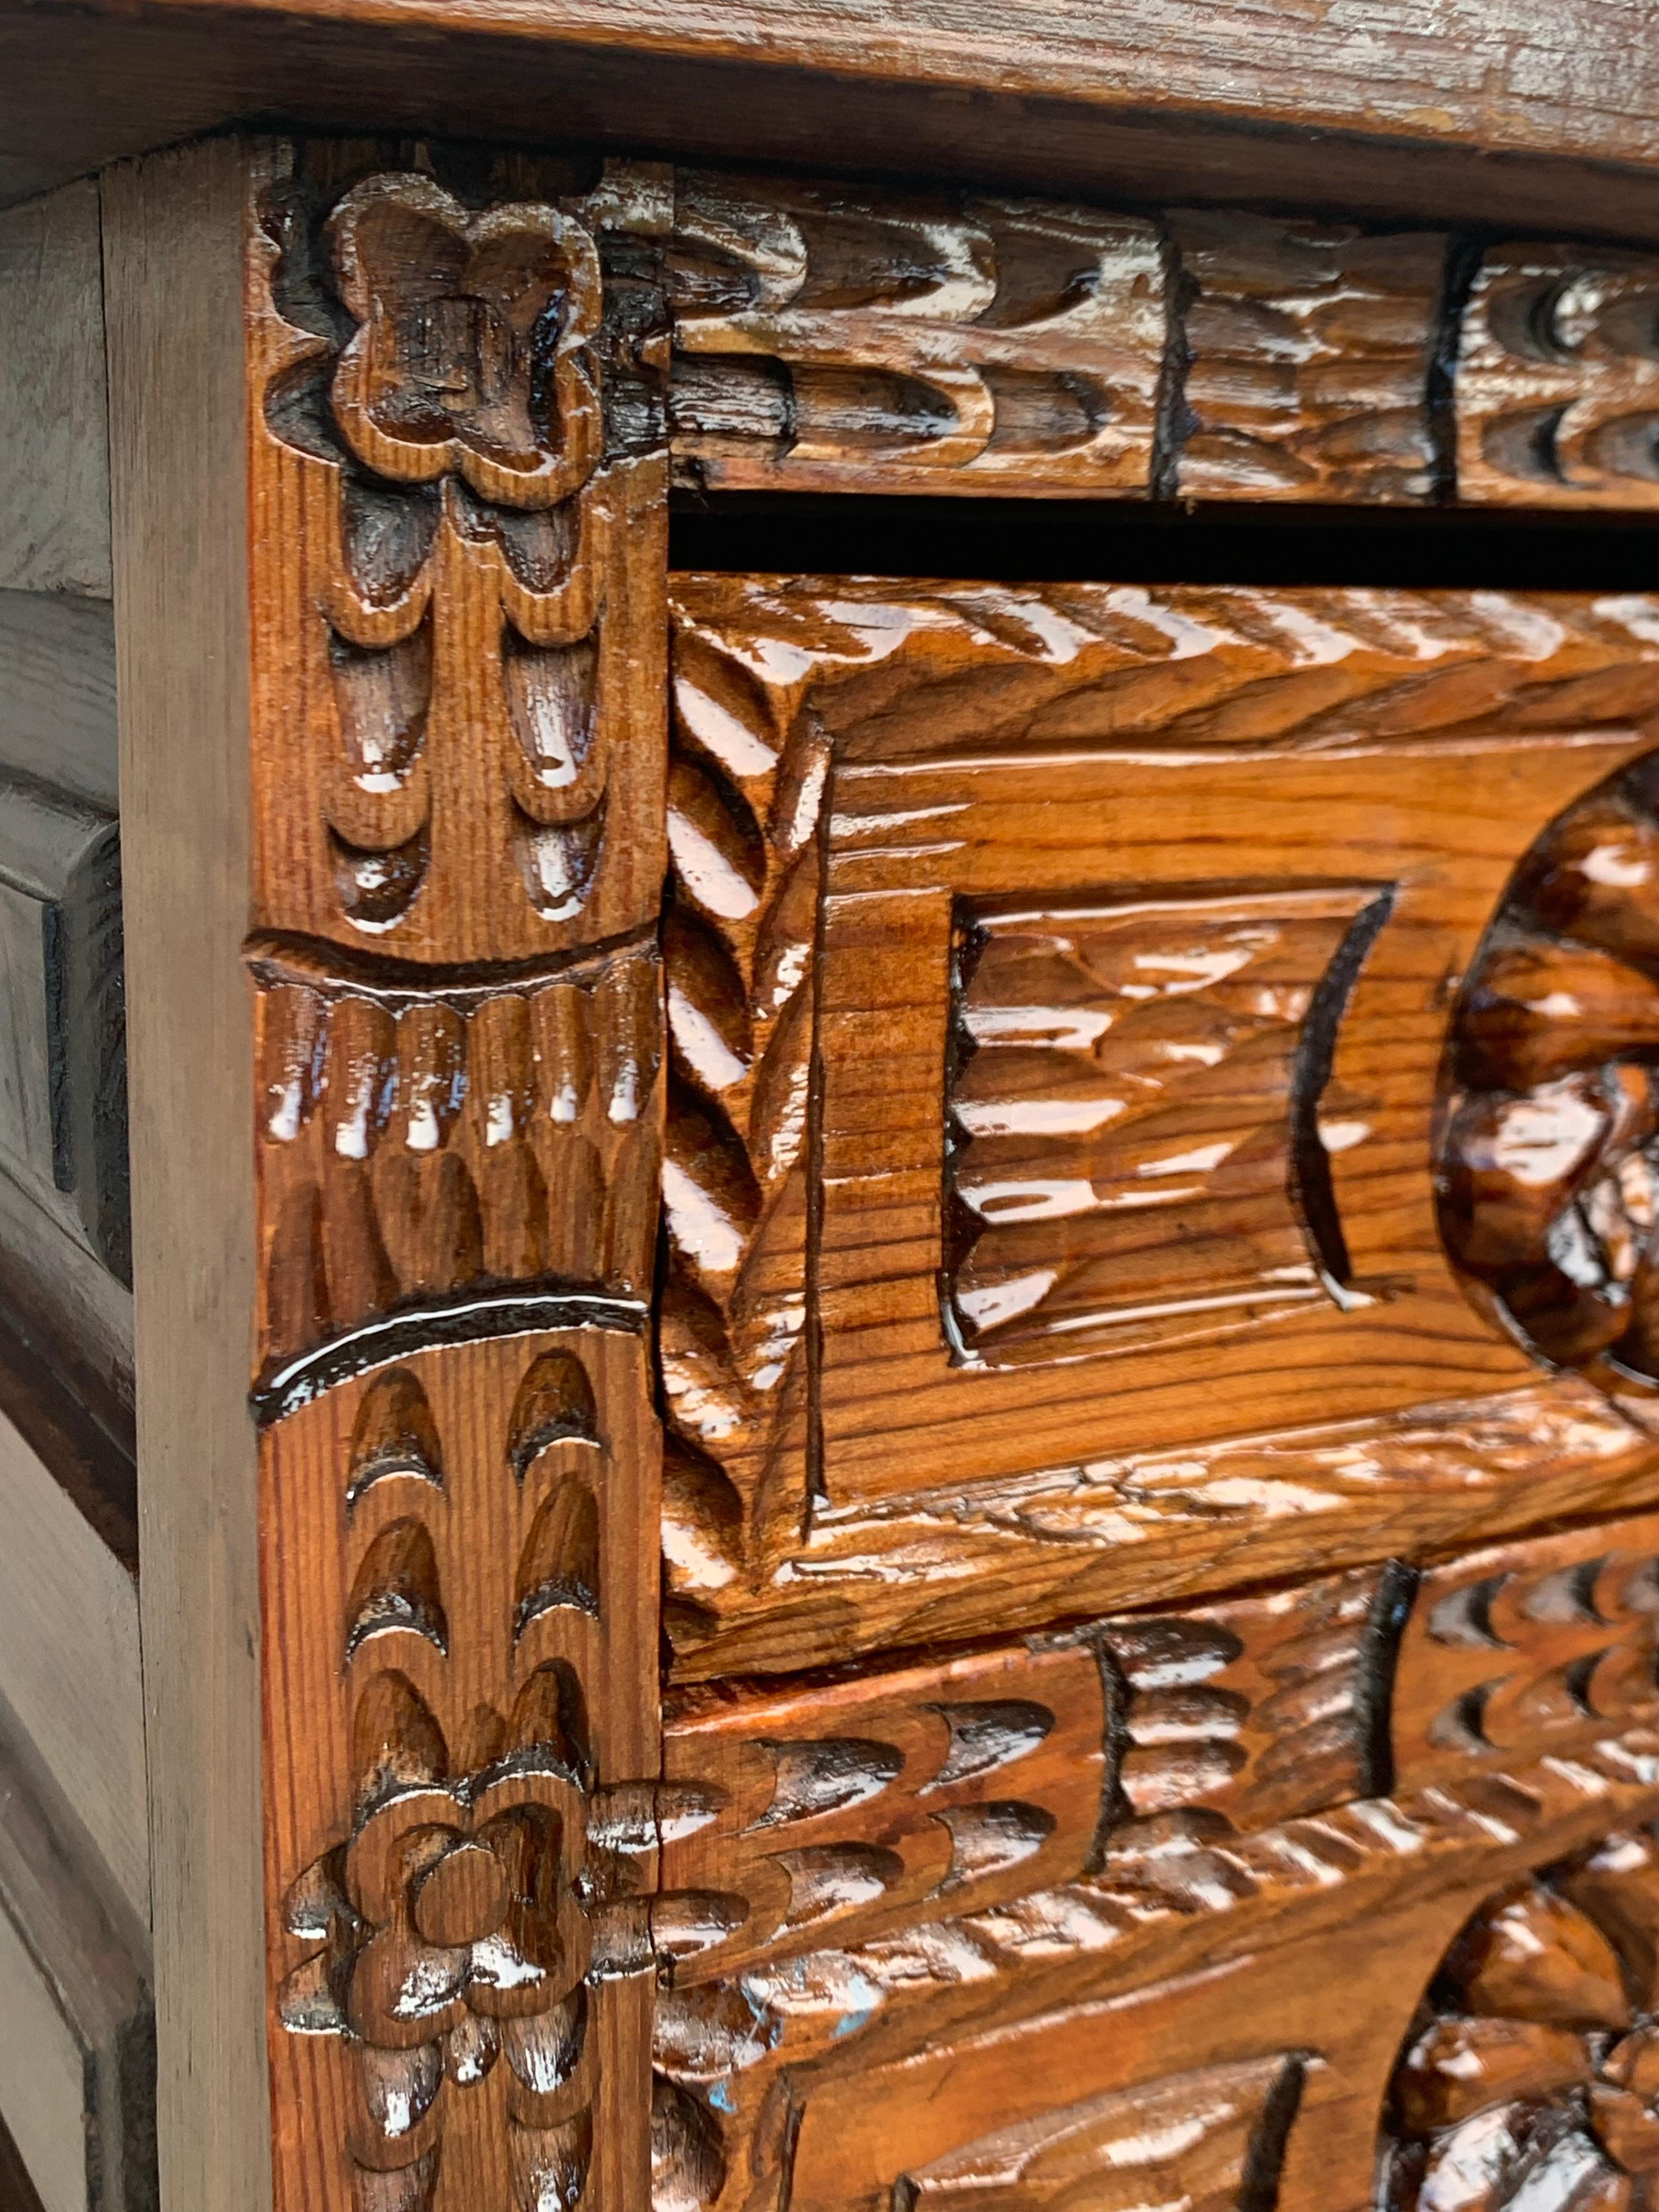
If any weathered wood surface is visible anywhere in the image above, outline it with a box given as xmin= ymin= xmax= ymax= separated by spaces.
xmin=0 ymin=1707 xmax=153 ymax=2212
xmin=105 ymin=136 xmax=266 ymax=2212
xmin=15 ymin=0 xmax=1659 ymax=247
xmin=0 ymin=590 xmax=118 ymax=809
xmin=0 ymin=180 xmax=110 ymax=596
xmin=0 ymin=1396 xmax=145 ymax=1923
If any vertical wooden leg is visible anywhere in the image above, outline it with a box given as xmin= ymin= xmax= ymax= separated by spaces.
xmin=108 ymin=136 xmax=670 ymax=2212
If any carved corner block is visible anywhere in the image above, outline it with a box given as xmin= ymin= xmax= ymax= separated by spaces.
xmin=242 ymin=143 xmax=670 ymax=2212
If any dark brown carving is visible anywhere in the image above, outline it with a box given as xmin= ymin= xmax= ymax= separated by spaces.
xmin=249 ymin=148 xmax=669 ymax=2212
xmin=666 ymin=171 xmax=1165 ymax=498
xmin=1169 ymin=208 xmax=1446 ymax=503
xmin=1458 ymin=244 xmax=1659 ymax=508
xmin=264 ymin=1328 xmax=662 ymax=2212
xmin=1437 ymin=747 xmax=1659 ymax=1397
xmin=251 ymin=151 xmax=669 ymax=966
xmin=253 ymin=940 xmax=662 ymax=1374
xmin=1383 ymin=1830 xmax=1659 ymax=2211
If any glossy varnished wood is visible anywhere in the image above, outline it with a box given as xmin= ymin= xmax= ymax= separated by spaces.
xmin=78 ymin=114 xmax=1659 ymax=2212
xmin=662 ymin=575 xmax=1659 ymax=1674
xmin=244 ymin=143 xmax=672 ymax=2212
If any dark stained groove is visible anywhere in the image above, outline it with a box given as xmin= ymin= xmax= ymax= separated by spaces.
xmin=253 ymin=1290 xmax=646 ymax=1425
xmin=244 ymin=919 xmax=657 ymax=1000
xmin=1288 ymin=887 xmax=1398 ymax=1302
xmin=1239 ymin=2055 xmax=1310 ymax=2212
xmin=671 ymin=490 xmax=1659 ymax=586
xmin=1357 ymin=1560 xmax=1419 ymax=1800
xmin=1427 ymin=232 xmax=1486 ymax=505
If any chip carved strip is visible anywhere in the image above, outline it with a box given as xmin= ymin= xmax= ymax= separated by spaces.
xmin=247 ymin=146 xmax=670 ymax=2212
xmin=652 ymin=1720 xmax=1659 ymax=2212
xmin=665 ymin=172 xmax=1659 ymax=511
xmin=1458 ymin=242 xmax=1659 ymax=507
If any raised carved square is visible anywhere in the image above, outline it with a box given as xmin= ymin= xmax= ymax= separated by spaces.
xmin=944 ymin=887 xmax=1384 ymax=1363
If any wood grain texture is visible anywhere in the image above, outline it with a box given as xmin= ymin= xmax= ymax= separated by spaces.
xmin=0 ymin=180 xmax=111 ymax=597
xmin=19 ymin=0 xmax=1659 ymax=247
xmin=667 ymin=171 xmax=1166 ymax=499
xmin=0 ymin=1400 xmax=146 ymax=1925
xmin=103 ymin=137 xmax=267 ymax=2212
xmin=245 ymin=144 xmax=672 ymax=2212
xmin=249 ymin=146 xmax=668 ymax=967
xmin=0 ymin=771 xmax=126 ymax=1281
xmin=1168 ymin=208 xmax=1446 ymax=503
xmin=263 ymin=1326 xmax=660 ymax=2212
xmin=651 ymin=1722 xmax=1659 ymax=2212
xmin=663 ymin=575 xmax=1659 ymax=1675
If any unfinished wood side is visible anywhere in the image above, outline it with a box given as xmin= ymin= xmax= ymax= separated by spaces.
xmin=102 ymin=138 xmax=267 ymax=2212
xmin=0 ymin=180 xmax=111 ymax=597
xmin=0 ymin=1402 xmax=145 ymax=1922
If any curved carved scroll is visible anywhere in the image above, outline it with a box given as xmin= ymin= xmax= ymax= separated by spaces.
xmin=1438 ymin=748 xmax=1659 ymax=1400
xmin=1383 ymin=1830 xmax=1659 ymax=2211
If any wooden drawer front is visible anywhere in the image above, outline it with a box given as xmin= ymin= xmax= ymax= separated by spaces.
xmin=648 ymin=1511 xmax=1659 ymax=2212
xmin=663 ymin=577 xmax=1659 ymax=1671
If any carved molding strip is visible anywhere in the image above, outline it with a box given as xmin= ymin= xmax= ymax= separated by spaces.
xmin=248 ymin=143 xmax=670 ymax=2212
xmin=661 ymin=171 xmax=1659 ymax=510
xmin=652 ymin=1718 xmax=1659 ymax=2212
xmin=654 ymin=1513 xmax=1659 ymax=1997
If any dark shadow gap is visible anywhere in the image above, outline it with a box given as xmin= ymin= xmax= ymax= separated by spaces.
xmin=671 ymin=492 xmax=1659 ymax=589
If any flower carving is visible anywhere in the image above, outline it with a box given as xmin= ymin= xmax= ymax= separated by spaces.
xmin=1384 ymin=1830 xmax=1659 ymax=2210
xmin=326 ymin=173 xmax=603 ymax=510
xmin=279 ymin=1672 xmax=607 ymax=2197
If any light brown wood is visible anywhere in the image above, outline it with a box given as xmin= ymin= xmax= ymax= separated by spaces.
xmin=103 ymin=136 xmax=268 ymax=2212
xmin=0 ymin=182 xmax=111 ymax=597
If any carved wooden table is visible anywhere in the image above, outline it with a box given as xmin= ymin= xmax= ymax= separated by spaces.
xmin=8 ymin=18 xmax=1659 ymax=2212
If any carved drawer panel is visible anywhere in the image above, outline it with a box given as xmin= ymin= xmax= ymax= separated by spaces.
xmin=663 ymin=577 xmax=1659 ymax=1672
